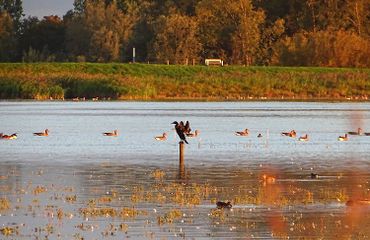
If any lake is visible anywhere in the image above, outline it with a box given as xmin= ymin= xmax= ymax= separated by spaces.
xmin=1 ymin=101 xmax=369 ymax=239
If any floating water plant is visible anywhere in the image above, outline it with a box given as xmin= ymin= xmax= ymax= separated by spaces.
xmin=0 ymin=198 xmax=10 ymax=211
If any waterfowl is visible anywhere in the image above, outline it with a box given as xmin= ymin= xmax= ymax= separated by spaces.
xmin=338 ymin=134 xmax=348 ymax=141
xmin=1 ymin=133 xmax=17 ymax=140
xmin=172 ymin=121 xmax=189 ymax=144
xmin=155 ymin=132 xmax=167 ymax=141
xmin=310 ymin=173 xmax=319 ymax=179
xmin=282 ymin=130 xmax=296 ymax=137
xmin=216 ymin=201 xmax=232 ymax=209
xmin=103 ymin=130 xmax=118 ymax=137
xmin=347 ymin=128 xmax=362 ymax=135
xmin=257 ymin=133 xmax=263 ymax=138
xmin=365 ymin=132 xmax=370 ymax=136
xmin=33 ymin=129 xmax=49 ymax=136
xmin=235 ymin=129 xmax=249 ymax=136
xmin=186 ymin=130 xmax=199 ymax=138
xmin=298 ymin=134 xmax=309 ymax=141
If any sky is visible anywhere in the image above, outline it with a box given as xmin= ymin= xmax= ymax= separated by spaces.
xmin=23 ymin=0 xmax=74 ymax=18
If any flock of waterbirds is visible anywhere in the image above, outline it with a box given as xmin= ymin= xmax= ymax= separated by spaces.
xmin=1 ymin=121 xmax=369 ymax=142
xmin=2 ymin=122 xmax=370 ymax=209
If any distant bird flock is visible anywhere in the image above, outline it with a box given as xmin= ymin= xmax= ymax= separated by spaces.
xmin=1 ymin=124 xmax=369 ymax=142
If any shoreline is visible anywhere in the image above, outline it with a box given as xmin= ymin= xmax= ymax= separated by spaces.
xmin=1 ymin=63 xmax=369 ymax=101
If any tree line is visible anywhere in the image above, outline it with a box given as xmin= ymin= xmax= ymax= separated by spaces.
xmin=0 ymin=0 xmax=369 ymax=67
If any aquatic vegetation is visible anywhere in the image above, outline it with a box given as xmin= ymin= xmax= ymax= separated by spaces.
xmin=157 ymin=209 xmax=183 ymax=225
xmin=0 ymin=226 xmax=18 ymax=236
xmin=33 ymin=185 xmax=47 ymax=195
xmin=0 ymin=198 xmax=10 ymax=211
xmin=151 ymin=169 xmax=165 ymax=180
xmin=65 ymin=195 xmax=77 ymax=203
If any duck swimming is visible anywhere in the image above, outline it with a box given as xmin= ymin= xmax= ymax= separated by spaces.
xmin=282 ymin=130 xmax=296 ymax=137
xmin=235 ymin=129 xmax=249 ymax=136
xmin=103 ymin=130 xmax=118 ymax=137
xmin=347 ymin=128 xmax=362 ymax=135
xmin=186 ymin=130 xmax=199 ymax=138
xmin=1 ymin=133 xmax=17 ymax=140
xmin=310 ymin=173 xmax=319 ymax=179
xmin=338 ymin=134 xmax=348 ymax=141
xmin=298 ymin=134 xmax=309 ymax=141
xmin=155 ymin=132 xmax=167 ymax=141
xmin=216 ymin=201 xmax=232 ymax=209
xmin=34 ymin=129 xmax=49 ymax=136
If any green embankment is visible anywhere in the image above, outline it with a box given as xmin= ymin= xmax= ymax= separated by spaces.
xmin=0 ymin=63 xmax=369 ymax=100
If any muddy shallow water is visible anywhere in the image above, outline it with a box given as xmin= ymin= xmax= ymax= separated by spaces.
xmin=0 ymin=101 xmax=370 ymax=239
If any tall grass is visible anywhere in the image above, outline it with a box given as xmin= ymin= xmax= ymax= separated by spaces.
xmin=0 ymin=63 xmax=369 ymax=100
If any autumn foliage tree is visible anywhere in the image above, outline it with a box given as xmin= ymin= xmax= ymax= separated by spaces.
xmin=0 ymin=0 xmax=369 ymax=67
xmin=150 ymin=12 xmax=200 ymax=64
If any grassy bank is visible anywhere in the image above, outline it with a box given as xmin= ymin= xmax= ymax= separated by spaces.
xmin=0 ymin=63 xmax=369 ymax=100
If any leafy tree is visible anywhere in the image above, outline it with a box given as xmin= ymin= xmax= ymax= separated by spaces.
xmin=19 ymin=15 xmax=66 ymax=61
xmin=0 ymin=0 xmax=23 ymax=24
xmin=0 ymin=11 xmax=16 ymax=61
xmin=66 ymin=0 xmax=138 ymax=62
xmin=197 ymin=0 xmax=265 ymax=65
xmin=150 ymin=12 xmax=200 ymax=64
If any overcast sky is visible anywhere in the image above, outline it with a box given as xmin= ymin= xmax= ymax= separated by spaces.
xmin=23 ymin=0 xmax=74 ymax=18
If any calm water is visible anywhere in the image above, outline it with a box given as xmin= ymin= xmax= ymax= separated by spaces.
xmin=0 ymin=101 xmax=369 ymax=239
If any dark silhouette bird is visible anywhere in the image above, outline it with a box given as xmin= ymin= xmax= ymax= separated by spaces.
xmin=172 ymin=121 xmax=189 ymax=144
xmin=257 ymin=133 xmax=263 ymax=138
xmin=310 ymin=173 xmax=319 ymax=179
xmin=216 ymin=201 xmax=232 ymax=209
xmin=33 ymin=129 xmax=49 ymax=136
xmin=347 ymin=128 xmax=362 ymax=135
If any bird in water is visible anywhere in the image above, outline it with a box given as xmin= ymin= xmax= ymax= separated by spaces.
xmin=186 ymin=130 xmax=199 ymax=138
xmin=172 ymin=121 xmax=189 ymax=144
xmin=338 ymin=133 xmax=348 ymax=141
xmin=216 ymin=201 xmax=232 ymax=209
xmin=1 ymin=133 xmax=17 ymax=140
xmin=103 ymin=130 xmax=118 ymax=137
xmin=155 ymin=132 xmax=167 ymax=141
xmin=347 ymin=128 xmax=362 ymax=136
xmin=257 ymin=133 xmax=263 ymax=138
xmin=33 ymin=129 xmax=49 ymax=136
xmin=298 ymin=134 xmax=309 ymax=141
xmin=282 ymin=130 xmax=296 ymax=137
xmin=310 ymin=173 xmax=319 ymax=179
xmin=235 ymin=129 xmax=249 ymax=136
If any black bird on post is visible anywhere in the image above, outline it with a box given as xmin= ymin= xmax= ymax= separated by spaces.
xmin=172 ymin=121 xmax=189 ymax=144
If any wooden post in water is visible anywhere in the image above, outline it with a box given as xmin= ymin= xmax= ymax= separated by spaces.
xmin=179 ymin=141 xmax=185 ymax=165
xmin=178 ymin=141 xmax=185 ymax=179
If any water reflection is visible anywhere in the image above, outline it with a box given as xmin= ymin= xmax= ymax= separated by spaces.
xmin=0 ymin=161 xmax=369 ymax=239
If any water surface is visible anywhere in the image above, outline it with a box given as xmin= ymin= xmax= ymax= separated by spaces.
xmin=0 ymin=102 xmax=369 ymax=239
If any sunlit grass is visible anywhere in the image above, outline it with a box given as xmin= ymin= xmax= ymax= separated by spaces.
xmin=0 ymin=63 xmax=369 ymax=100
